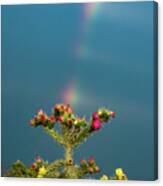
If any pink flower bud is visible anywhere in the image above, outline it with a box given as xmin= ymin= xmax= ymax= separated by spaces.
xmin=92 ymin=112 xmax=99 ymax=120
xmin=35 ymin=156 xmax=41 ymax=163
xmin=110 ymin=111 xmax=116 ymax=118
xmin=92 ymin=119 xmax=101 ymax=130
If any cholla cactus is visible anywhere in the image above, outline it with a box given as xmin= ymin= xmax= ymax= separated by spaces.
xmin=5 ymin=103 xmax=127 ymax=180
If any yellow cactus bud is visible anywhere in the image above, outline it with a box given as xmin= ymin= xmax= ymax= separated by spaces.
xmin=38 ymin=166 xmax=47 ymax=176
xmin=98 ymin=110 xmax=103 ymax=116
xmin=115 ymin=168 xmax=125 ymax=180
xmin=100 ymin=174 xmax=109 ymax=180
xmin=30 ymin=119 xmax=35 ymax=126
xmin=116 ymin=168 xmax=123 ymax=175
xmin=74 ymin=119 xmax=78 ymax=125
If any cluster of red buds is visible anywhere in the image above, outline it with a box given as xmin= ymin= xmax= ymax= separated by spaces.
xmin=30 ymin=156 xmax=48 ymax=177
xmin=29 ymin=104 xmax=115 ymax=130
xmin=31 ymin=156 xmax=43 ymax=171
xmin=53 ymin=104 xmax=87 ymax=127
xmin=29 ymin=104 xmax=88 ymax=128
xmin=53 ymin=104 xmax=73 ymax=117
xmin=92 ymin=109 xmax=116 ymax=131
xmin=29 ymin=109 xmax=55 ymax=129
xmin=80 ymin=156 xmax=101 ymax=174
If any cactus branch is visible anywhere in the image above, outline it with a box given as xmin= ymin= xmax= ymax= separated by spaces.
xmin=5 ymin=103 xmax=127 ymax=180
xmin=73 ymin=122 xmax=92 ymax=148
xmin=43 ymin=126 xmax=65 ymax=145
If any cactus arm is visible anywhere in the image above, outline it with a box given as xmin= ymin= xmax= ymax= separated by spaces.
xmin=43 ymin=126 xmax=65 ymax=145
xmin=73 ymin=121 xmax=93 ymax=148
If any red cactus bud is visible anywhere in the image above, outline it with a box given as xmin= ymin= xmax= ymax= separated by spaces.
xmin=34 ymin=116 xmax=38 ymax=122
xmin=61 ymin=105 xmax=64 ymax=110
xmin=95 ymin=166 xmax=101 ymax=173
xmin=41 ymin=114 xmax=46 ymax=122
xmin=89 ymin=156 xmax=95 ymax=165
xmin=67 ymin=118 xmax=73 ymax=125
xmin=89 ymin=167 xmax=94 ymax=174
xmin=58 ymin=116 xmax=63 ymax=122
xmin=49 ymin=115 xmax=55 ymax=123
xmin=54 ymin=107 xmax=58 ymax=111
xmin=80 ymin=159 xmax=87 ymax=165
xmin=54 ymin=104 xmax=61 ymax=111
xmin=92 ymin=112 xmax=99 ymax=120
xmin=110 ymin=111 xmax=116 ymax=118
xmin=31 ymin=163 xmax=36 ymax=169
xmin=67 ymin=105 xmax=73 ymax=114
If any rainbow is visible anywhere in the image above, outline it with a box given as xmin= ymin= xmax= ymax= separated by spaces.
xmin=62 ymin=80 xmax=80 ymax=107
xmin=75 ymin=3 xmax=102 ymax=59
xmin=62 ymin=3 xmax=102 ymax=107
xmin=84 ymin=3 xmax=101 ymax=25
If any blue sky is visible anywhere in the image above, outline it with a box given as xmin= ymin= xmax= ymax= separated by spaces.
xmin=2 ymin=1 xmax=157 ymax=180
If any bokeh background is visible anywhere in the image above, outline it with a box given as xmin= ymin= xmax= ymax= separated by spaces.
xmin=2 ymin=2 xmax=156 ymax=180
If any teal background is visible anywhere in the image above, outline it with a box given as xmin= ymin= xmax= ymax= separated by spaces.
xmin=2 ymin=2 xmax=156 ymax=180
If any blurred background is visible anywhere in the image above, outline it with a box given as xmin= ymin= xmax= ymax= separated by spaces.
xmin=2 ymin=1 xmax=156 ymax=180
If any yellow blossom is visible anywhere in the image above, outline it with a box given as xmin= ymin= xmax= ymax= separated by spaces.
xmin=38 ymin=166 xmax=47 ymax=176
xmin=74 ymin=119 xmax=78 ymax=125
xmin=115 ymin=168 xmax=127 ymax=180
xmin=98 ymin=110 xmax=103 ymax=116
xmin=100 ymin=174 xmax=109 ymax=180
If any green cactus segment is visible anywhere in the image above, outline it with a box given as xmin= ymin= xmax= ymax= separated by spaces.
xmin=43 ymin=127 xmax=65 ymax=145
